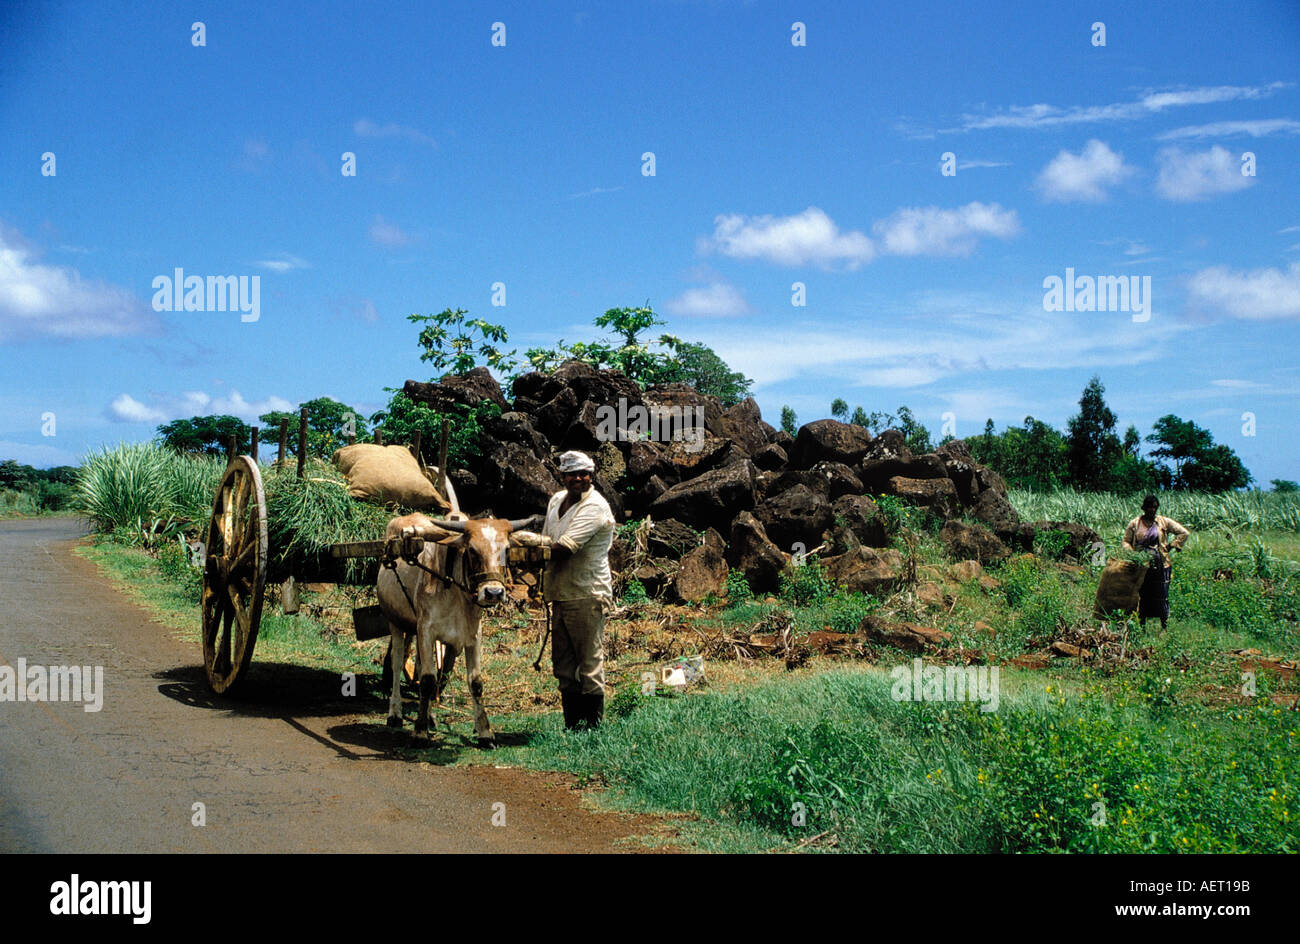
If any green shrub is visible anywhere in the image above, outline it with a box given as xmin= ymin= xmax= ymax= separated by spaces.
xmin=155 ymin=538 xmax=202 ymax=604
xmin=726 ymin=568 xmax=753 ymax=603
xmin=1033 ymin=529 xmax=1071 ymax=560
xmin=779 ymin=557 xmax=832 ymax=607
xmin=622 ymin=578 xmax=648 ymax=605
xmin=815 ymin=591 xmax=879 ymax=634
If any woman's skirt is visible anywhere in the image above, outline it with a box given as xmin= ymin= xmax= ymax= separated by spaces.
xmin=1138 ymin=564 xmax=1171 ymax=620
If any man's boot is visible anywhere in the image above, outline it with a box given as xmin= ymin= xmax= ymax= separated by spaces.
xmin=580 ymin=692 xmax=604 ymax=730
xmin=561 ymin=691 xmax=582 ymax=730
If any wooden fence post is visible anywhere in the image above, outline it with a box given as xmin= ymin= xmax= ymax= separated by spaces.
xmin=297 ymin=407 xmax=309 ymax=479
xmin=250 ymin=426 xmax=259 ymax=462
xmin=278 ymin=418 xmax=289 ymax=468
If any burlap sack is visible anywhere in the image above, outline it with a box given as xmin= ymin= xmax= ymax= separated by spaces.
xmin=1092 ymin=558 xmax=1148 ymax=620
xmin=332 ymin=444 xmax=450 ymax=511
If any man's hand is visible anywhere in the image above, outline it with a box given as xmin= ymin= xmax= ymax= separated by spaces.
xmin=549 ymin=543 xmax=574 ymax=562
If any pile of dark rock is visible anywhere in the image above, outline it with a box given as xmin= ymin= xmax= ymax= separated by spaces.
xmin=403 ymin=363 xmax=1099 ymax=601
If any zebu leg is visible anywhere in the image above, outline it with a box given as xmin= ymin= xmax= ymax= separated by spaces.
xmin=386 ymin=623 xmax=405 ymax=727
xmin=436 ymin=645 xmax=458 ymax=703
xmin=414 ymin=627 xmax=435 ymax=738
xmin=464 ymin=635 xmax=494 ymax=746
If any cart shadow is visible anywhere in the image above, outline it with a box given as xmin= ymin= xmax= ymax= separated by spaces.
xmin=156 ymin=663 xmax=540 ymax=764
xmin=155 ymin=662 xmax=394 ymax=719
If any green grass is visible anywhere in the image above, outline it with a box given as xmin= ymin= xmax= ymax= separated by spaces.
xmin=472 ymin=666 xmax=1298 ymax=853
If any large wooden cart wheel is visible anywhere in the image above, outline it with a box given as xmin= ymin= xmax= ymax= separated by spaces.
xmin=201 ymin=456 xmax=267 ymax=694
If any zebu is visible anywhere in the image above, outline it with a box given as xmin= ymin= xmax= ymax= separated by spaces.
xmin=376 ymin=513 xmax=537 ymax=744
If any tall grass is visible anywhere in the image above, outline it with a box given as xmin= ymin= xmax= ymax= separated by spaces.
xmin=75 ymin=443 xmax=226 ymax=540
xmin=75 ymin=443 xmax=403 ymax=578
xmin=1009 ymin=487 xmax=1300 ymax=537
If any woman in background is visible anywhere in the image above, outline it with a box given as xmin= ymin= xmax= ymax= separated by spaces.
xmin=1122 ymin=494 xmax=1190 ymax=630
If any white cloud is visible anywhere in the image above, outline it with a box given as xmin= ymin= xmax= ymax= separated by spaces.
xmin=109 ymin=393 xmax=167 ymax=423
xmin=664 ymin=282 xmax=751 ymax=318
xmin=951 ymin=82 xmax=1289 ymax=132
xmin=1155 ymin=145 xmax=1254 ymax=201
xmin=1156 ymin=118 xmax=1300 ymax=141
xmin=873 ymin=202 xmax=1020 ymax=256
xmin=1034 ymin=140 xmax=1133 ymax=202
xmin=369 ymin=216 xmax=414 ymax=248
xmin=1187 ymin=262 xmax=1300 ymax=320
xmin=0 ymin=227 xmax=157 ymax=341
xmin=108 ymin=390 xmax=295 ymax=424
xmin=255 ymin=254 xmax=310 ymax=273
xmin=703 ymin=207 xmax=875 ymax=269
xmin=354 ymin=118 xmax=438 ymax=148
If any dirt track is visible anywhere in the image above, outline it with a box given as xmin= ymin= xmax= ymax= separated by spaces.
xmin=0 ymin=518 xmax=677 ymax=853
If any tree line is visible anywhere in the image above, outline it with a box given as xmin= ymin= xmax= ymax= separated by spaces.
xmin=782 ymin=376 xmax=1261 ymax=493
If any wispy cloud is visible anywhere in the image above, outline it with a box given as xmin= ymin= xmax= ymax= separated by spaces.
xmin=254 ymin=253 xmax=310 ymax=273
xmin=702 ymin=207 xmax=875 ymax=269
xmin=693 ymin=292 xmax=1186 ymax=391
xmin=946 ymin=82 xmax=1289 ymax=132
xmin=873 ymin=202 xmax=1020 ymax=256
xmin=957 ymin=159 xmax=1010 ymax=170
xmin=1156 ymin=118 xmax=1300 ymax=141
xmin=368 ymin=215 xmax=415 ymax=248
xmin=354 ymin=118 xmax=438 ymax=148
xmin=1155 ymin=145 xmax=1253 ymax=201
xmin=0 ymin=226 xmax=157 ymax=341
xmin=108 ymin=389 xmax=295 ymax=424
xmin=1034 ymin=140 xmax=1133 ymax=202
xmin=664 ymin=282 xmax=751 ymax=318
xmin=1187 ymin=261 xmax=1300 ymax=320
xmin=568 ymin=185 xmax=624 ymax=199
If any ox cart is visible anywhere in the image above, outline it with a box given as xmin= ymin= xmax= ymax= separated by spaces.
xmin=198 ymin=450 xmax=548 ymax=695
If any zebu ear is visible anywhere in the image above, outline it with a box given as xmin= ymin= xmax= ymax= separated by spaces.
xmin=435 ymin=531 xmax=469 ymax=547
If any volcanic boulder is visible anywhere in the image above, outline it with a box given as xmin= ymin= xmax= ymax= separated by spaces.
xmin=820 ymin=546 xmax=904 ymax=596
xmin=886 ymin=476 xmax=960 ymax=519
xmin=728 ymin=511 xmax=789 ymax=593
xmin=830 ymin=494 xmax=890 ymax=548
xmin=789 ymin=419 xmax=874 ymax=469
xmin=938 ymin=520 xmax=1010 ymax=565
xmin=755 ymin=484 xmax=834 ymax=552
xmin=670 ymin=528 xmax=729 ymax=603
xmin=649 ymin=460 xmax=758 ymax=534
xmin=720 ymin=397 xmax=770 ymax=457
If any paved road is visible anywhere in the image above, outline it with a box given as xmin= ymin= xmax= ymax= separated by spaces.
xmin=0 ymin=519 xmax=670 ymax=853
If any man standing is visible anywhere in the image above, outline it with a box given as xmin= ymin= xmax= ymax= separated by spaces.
xmin=539 ymin=450 xmax=615 ymax=729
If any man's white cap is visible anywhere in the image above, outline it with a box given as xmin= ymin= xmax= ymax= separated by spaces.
xmin=558 ymin=450 xmax=595 ymax=473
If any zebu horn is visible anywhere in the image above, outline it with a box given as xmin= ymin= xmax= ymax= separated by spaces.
xmin=427 ymin=518 xmax=468 ymax=533
xmin=507 ymin=515 xmax=542 ymax=532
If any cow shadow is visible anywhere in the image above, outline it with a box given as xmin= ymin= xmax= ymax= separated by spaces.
xmin=325 ymin=721 xmax=540 ymax=763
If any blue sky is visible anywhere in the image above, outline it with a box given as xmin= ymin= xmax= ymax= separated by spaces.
xmin=2 ymin=0 xmax=1298 ymax=485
